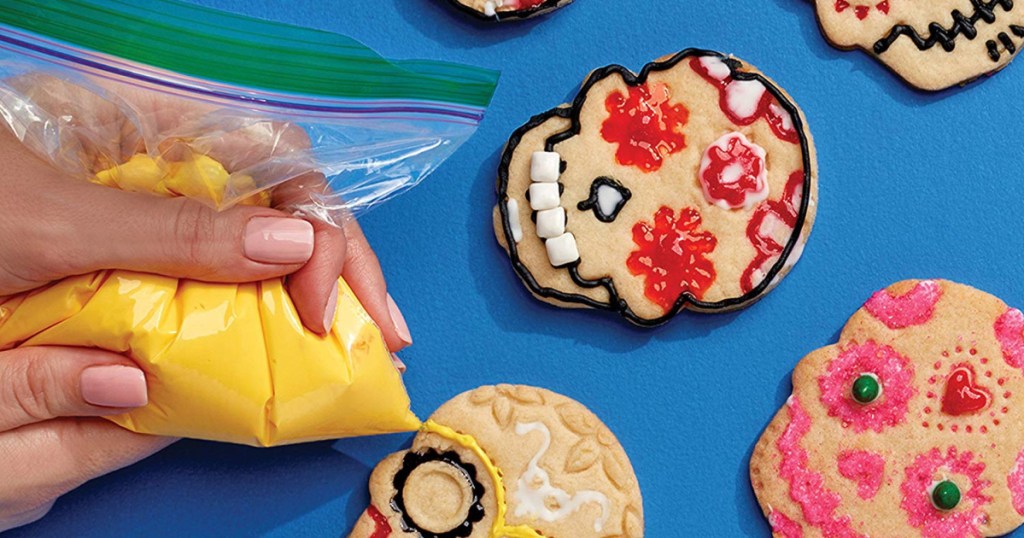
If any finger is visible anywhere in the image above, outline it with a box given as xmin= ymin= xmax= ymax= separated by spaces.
xmin=340 ymin=218 xmax=413 ymax=352
xmin=0 ymin=418 xmax=175 ymax=528
xmin=0 ymin=501 xmax=53 ymax=534
xmin=0 ymin=347 xmax=148 ymax=432
xmin=33 ymin=179 xmax=316 ymax=288
xmin=286 ymin=217 xmax=346 ymax=335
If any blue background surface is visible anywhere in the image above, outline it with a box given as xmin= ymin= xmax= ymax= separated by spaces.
xmin=10 ymin=0 xmax=1024 ymax=536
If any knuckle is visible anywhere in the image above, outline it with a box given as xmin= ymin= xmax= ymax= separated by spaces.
xmin=2 ymin=350 xmax=58 ymax=422
xmin=169 ymin=201 xmax=219 ymax=275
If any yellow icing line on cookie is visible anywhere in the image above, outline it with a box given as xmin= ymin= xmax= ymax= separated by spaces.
xmin=422 ymin=420 xmax=542 ymax=538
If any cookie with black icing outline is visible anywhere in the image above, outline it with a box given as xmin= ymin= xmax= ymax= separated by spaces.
xmin=812 ymin=0 xmax=1024 ymax=90
xmin=493 ymin=49 xmax=818 ymax=327
xmin=348 ymin=385 xmax=642 ymax=538
xmin=446 ymin=0 xmax=572 ymax=22
xmin=751 ymin=279 xmax=1024 ymax=537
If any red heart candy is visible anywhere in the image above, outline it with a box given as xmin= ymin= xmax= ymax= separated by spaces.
xmin=942 ymin=365 xmax=992 ymax=416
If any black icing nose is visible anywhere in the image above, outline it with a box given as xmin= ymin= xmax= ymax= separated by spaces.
xmin=578 ymin=176 xmax=631 ymax=223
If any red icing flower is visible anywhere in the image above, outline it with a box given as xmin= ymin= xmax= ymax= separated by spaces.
xmin=627 ymin=206 xmax=717 ymax=313
xmin=835 ymin=0 xmax=890 ymax=18
xmin=864 ymin=280 xmax=942 ymax=329
xmin=689 ymin=56 xmax=800 ymax=144
xmin=600 ymin=82 xmax=689 ymax=172
xmin=818 ymin=341 xmax=915 ymax=432
xmin=741 ymin=171 xmax=804 ymax=293
xmin=900 ymin=447 xmax=991 ymax=538
xmin=699 ymin=132 xmax=769 ymax=210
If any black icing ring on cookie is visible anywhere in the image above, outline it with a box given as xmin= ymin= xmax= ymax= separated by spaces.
xmin=390 ymin=449 xmax=486 ymax=538
xmin=444 ymin=0 xmax=571 ymax=22
xmin=495 ymin=48 xmax=814 ymax=327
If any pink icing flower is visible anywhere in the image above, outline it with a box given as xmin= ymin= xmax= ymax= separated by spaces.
xmin=1009 ymin=448 xmax=1024 ymax=516
xmin=900 ymin=447 xmax=991 ymax=538
xmin=769 ymin=511 xmax=804 ymax=538
xmin=995 ymin=308 xmax=1024 ymax=372
xmin=837 ymin=450 xmax=885 ymax=499
xmin=864 ymin=280 xmax=942 ymax=329
xmin=777 ymin=397 xmax=866 ymax=538
xmin=818 ymin=341 xmax=916 ymax=432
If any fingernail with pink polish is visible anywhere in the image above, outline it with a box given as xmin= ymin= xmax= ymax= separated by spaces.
xmin=392 ymin=353 xmax=407 ymax=374
xmin=80 ymin=365 xmax=148 ymax=408
xmin=323 ymin=284 xmax=339 ymax=334
xmin=387 ymin=293 xmax=412 ymax=347
xmin=244 ymin=218 xmax=314 ymax=264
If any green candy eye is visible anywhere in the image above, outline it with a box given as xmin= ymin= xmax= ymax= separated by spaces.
xmin=852 ymin=373 xmax=881 ymax=404
xmin=931 ymin=480 xmax=961 ymax=511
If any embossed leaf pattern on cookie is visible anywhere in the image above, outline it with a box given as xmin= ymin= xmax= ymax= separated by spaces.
xmin=565 ymin=437 xmax=601 ymax=473
xmin=469 ymin=384 xmax=546 ymax=429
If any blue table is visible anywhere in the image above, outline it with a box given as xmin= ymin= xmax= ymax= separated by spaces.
xmin=10 ymin=0 xmax=1024 ymax=536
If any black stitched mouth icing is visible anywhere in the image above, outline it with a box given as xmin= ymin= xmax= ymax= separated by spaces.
xmin=873 ymin=0 xmax=1016 ymax=56
xmin=578 ymin=177 xmax=631 ymax=223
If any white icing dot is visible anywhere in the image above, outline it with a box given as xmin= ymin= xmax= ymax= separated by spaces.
xmin=507 ymin=199 xmax=523 ymax=243
xmin=699 ymin=56 xmax=732 ymax=81
xmin=719 ymin=162 xmax=745 ymax=185
xmin=513 ymin=422 xmax=611 ymax=532
xmin=726 ymin=79 xmax=767 ymax=121
xmin=531 ymin=151 xmax=561 ymax=183
xmin=535 ymin=207 xmax=566 ymax=239
xmin=483 ymin=1 xmax=497 ymax=15
xmin=529 ymin=183 xmax=560 ymax=211
xmin=545 ymin=233 xmax=579 ymax=267
xmin=596 ymin=184 xmax=624 ymax=218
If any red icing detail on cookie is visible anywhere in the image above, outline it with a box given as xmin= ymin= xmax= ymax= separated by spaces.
xmin=837 ymin=450 xmax=885 ymax=499
xmin=995 ymin=308 xmax=1024 ymax=371
xmin=835 ymin=0 xmax=890 ymax=17
xmin=877 ymin=1 xmax=890 ymax=14
xmin=854 ymin=5 xmax=869 ymax=18
xmin=627 ymin=207 xmax=717 ymax=313
xmin=864 ymin=280 xmax=942 ymax=329
xmin=901 ymin=447 xmax=991 ymax=538
xmin=1009 ymin=449 xmax=1024 ymax=515
xmin=699 ymin=132 xmax=768 ymax=210
xmin=769 ymin=511 xmax=805 ymax=538
xmin=600 ymin=82 xmax=689 ymax=173
xmin=367 ymin=505 xmax=391 ymax=538
xmin=689 ymin=56 xmax=800 ymax=144
xmin=777 ymin=398 xmax=866 ymax=537
xmin=942 ymin=365 xmax=992 ymax=416
xmin=741 ymin=171 xmax=804 ymax=293
xmin=835 ymin=0 xmax=850 ymax=11
xmin=818 ymin=341 xmax=915 ymax=432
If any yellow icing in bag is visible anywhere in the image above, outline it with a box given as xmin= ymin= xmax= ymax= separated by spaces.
xmin=0 ymin=155 xmax=420 ymax=446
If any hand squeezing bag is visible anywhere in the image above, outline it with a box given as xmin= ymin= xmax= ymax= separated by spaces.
xmin=0 ymin=0 xmax=498 ymax=446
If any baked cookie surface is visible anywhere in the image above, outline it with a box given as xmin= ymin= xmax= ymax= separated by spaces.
xmin=812 ymin=0 xmax=1024 ymax=90
xmin=751 ymin=279 xmax=1024 ymax=537
xmin=494 ymin=49 xmax=818 ymax=327
xmin=447 ymin=0 xmax=572 ymax=21
xmin=349 ymin=385 xmax=642 ymax=538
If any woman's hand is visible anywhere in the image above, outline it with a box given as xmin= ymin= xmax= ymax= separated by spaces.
xmin=0 ymin=75 xmax=413 ymax=350
xmin=0 ymin=346 xmax=171 ymax=532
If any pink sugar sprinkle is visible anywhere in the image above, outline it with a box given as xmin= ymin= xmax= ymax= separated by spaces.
xmin=838 ymin=450 xmax=885 ymax=499
xmin=769 ymin=510 xmax=804 ymax=538
xmin=777 ymin=398 xmax=866 ymax=538
xmin=818 ymin=341 xmax=916 ymax=433
xmin=900 ymin=447 xmax=991 ymax=538
xmin=864 ymin=280 xmax=942 ymax=329
xmin=995 ymin=308 xmax=1024 ymax=371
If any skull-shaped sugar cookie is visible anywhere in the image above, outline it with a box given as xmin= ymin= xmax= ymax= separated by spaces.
xmin=348 ymin=385 xmax=643 ymax=538
xmin=494 ymin=49 xmax=818 ymax=327
xmin=751 ymin=280 xmax=1024 ymax=537
xmin=447 ymin=0 xmax=572 ymax=21
xmin=813 ymin=0 xmax=1024 ymax=90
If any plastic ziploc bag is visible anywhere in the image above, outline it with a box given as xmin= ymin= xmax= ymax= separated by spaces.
xmin=0 ymin=0 xmax=499 ymax=446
